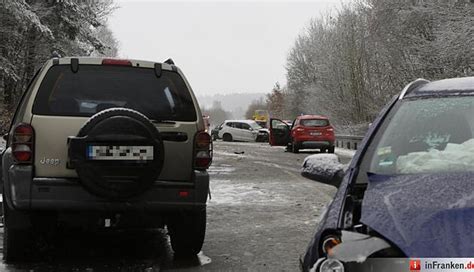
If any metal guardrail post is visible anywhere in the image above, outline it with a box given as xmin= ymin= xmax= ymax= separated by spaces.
xmin=335 ymin=135 xmax=365 ymax=151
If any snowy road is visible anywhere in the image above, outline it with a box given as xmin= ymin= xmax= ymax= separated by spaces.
xmin=0 ymin=141 xmax=353 ymax=271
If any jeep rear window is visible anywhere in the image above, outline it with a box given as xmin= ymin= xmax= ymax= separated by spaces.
xmin=32 ymin=65 xmax=197 ymax=121
xmin=300 ymin=119 xmax=329 ymax=127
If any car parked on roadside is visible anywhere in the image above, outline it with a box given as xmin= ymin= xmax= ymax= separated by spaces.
xmin=270 ymin=115 xmax=335 ymax=153
xmin=0 ymin=57 xmax=212 ymax=262
xmin=218 ymin=120 xmax=268 ymax=142
xmin=300 ymin=77 xmax=474 ymax=272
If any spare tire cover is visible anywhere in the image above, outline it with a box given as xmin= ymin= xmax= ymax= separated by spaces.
xmin=69 ymin=108 xmax=164 ymax=199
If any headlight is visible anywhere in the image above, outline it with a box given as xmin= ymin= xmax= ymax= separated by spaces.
xmin=320 ymin=258 xmax=344 ymax=272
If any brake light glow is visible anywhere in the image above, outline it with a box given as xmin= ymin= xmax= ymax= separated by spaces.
xmin=194 ymin=132 xmax=212 ymax=169
xmin=101 ymin=59 xmax=132 ymax=66
xmin=179 ymin=190 xmax=189 ymax=197
xmin=12 ymin=123 xmax=34 ymax=164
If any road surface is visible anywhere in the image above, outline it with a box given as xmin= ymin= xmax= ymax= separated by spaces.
xmin=0 ymin=141 xmax=353 ymax=271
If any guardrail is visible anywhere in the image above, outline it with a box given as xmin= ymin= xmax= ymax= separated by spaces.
xmin=335 ymin=134 xmax=365 ymax=150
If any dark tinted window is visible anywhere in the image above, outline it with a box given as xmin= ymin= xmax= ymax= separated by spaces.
xmin=300 ymin=119 xmax=329 ymax=127
xmin=241 ymin=123 xmax=250 ymax=130
xmin=33 ymin=65 xmax=196 ymax=121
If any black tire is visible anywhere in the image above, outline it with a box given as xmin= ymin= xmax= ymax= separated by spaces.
xmin=328 ymin=146 xmax=335 ymax=153
xmin=3 ymin=201 xmax=32 ymax=263
xmin=223 ymin=133 xmax=233 ymax=142
xmin=69 ymin=108 xmax=164 ymax=200
xmin=167 ymin=208 xmax=206 ymax=257
xmin=291 ymin=141 xmax=299 ymax=153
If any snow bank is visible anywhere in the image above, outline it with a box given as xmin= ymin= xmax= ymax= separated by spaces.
xmin=302 ymin=154 xmax=345 ymax=177
xmin=336 ymin=148 xmax=356 ymax=158
xmin=397 ymin=138 xmax=474 ymax=174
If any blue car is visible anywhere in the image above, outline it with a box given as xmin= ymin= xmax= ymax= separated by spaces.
xmin=301 ymin=77 xmax=474 ymax=272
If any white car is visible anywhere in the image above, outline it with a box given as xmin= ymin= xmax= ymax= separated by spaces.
xmin=218 ymin=120 xmax=268 ymax=142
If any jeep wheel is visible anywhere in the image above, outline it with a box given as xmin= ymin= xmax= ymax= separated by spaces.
xmin=3 ymin=202 xmax=32 ymax=263
xmin=68 ymin=108 xmax=164 ymax=200
xmin=223 ymin=133 xmax=233 ymax=142
xmin=167 ymin=208 xmax=206 ymax=257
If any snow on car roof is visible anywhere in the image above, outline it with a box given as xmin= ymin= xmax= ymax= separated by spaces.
xmin=408 ymin=76 xmax=474 ymax=97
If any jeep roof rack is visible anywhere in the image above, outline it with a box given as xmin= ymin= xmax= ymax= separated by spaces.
xmin=398 ymin=78 xmax=430 ymax=100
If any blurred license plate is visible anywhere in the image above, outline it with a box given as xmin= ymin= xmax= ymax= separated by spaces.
xmin=310 ymin=132 xmax=322 ymax=136
xmin=87 ymin=145 xmax=153 ymax=160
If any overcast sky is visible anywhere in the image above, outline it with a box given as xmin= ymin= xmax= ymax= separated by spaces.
xmin=109 ymin=0 xmax=342 ymax=96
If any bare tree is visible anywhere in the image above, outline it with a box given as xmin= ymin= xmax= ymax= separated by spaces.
xmin=283 ymin=0 xmax=473 ymax=132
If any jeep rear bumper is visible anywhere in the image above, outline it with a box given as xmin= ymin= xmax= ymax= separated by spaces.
xmin=5 ymin=167 xmax=209 ymax=212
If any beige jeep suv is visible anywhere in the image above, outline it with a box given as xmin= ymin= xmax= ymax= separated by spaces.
xmin=0 ymin=57 xmax=212 ymax=262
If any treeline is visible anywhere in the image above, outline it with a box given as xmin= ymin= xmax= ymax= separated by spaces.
xmin=0 ymin=0 xmax=118 ymax=129
xmin=273 ymin=0 xmax=473 ymax=133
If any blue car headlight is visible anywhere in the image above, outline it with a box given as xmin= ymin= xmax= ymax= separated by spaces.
xmin=320 ymin=258 xmax=344 ymax=272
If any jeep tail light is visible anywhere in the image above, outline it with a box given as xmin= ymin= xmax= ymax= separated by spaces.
xmin=194 ymin=131 xmax=212 ymax=169
xmin=12 ymin=123 xmax=34 ymax=164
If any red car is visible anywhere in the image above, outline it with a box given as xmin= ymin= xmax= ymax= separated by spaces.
xmin=269 ymin=115 xmax=335 ymax=153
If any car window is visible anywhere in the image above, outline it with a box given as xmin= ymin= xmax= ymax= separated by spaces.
xmin=366 ymin=96 xmax=474 ymax=175
xmin=234 ymin=123 xmax=244 ymax=129
xmin=300 ymin=119 xmax=329 ymax=127
xmin=249 ymin=122 xmax=262 ymax=130
xmin=241 ymin=123 xmax=251 ymax=130
xmin=32 ymin=65 xmax=197 ymax=121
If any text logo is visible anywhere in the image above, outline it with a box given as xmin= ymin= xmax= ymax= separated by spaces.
xmin=410 ymin=259 xmax=421 ymax=271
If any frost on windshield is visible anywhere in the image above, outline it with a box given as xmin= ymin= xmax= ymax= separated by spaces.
xmin=397 ymin=138 xmax=474 ymax=174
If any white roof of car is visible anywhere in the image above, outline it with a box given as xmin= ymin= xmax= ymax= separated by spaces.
xmin=224 ymin=120 xmax=258 ymax=124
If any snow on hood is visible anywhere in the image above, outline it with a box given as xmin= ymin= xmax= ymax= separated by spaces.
xmin=361 ymin=172 xmax=474 ymax=257
xmin=302 ymin=154 xmax=345 ymax=177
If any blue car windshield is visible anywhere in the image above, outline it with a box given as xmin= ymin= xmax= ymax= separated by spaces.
xmin=369 ymin=96 xmax=474 ymax=175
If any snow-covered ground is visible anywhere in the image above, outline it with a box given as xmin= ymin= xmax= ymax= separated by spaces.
xmin=335 ymin=147 xmax=356 ymax=158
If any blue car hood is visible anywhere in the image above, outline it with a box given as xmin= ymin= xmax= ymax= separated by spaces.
xmin=361 ymin=172 xmax=474 ymax=257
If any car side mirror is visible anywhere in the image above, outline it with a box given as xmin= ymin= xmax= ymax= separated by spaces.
xmin=3 ymin=133 xmax=8 ymax=141
xmin=301 ymin=154 xmax=345 ymax=188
